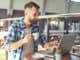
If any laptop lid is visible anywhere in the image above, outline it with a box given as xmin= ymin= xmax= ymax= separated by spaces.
xmin=58 ymin=34 xmax=76 ymax=54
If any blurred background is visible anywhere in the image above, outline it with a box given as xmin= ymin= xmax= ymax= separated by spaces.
xmin=0 ymin=0 xmax=80 ymax=60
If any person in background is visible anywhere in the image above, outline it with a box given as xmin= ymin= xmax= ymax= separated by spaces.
xmin=5 ymin=1 xmax=50 ymax=60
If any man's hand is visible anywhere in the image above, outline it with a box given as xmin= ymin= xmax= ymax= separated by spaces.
xmin=23 ymin=34 xmax=33 ymax=44
xmin=38 ymin=44 xmax=46 ymax=51
xmin=44 ymin=42 xmax=58 ymax=52
xmin=44 ymin=42 xmax=53 ymax=49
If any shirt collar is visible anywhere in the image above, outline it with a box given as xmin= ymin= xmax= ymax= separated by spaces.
xmin=18 ymin=18 xmax=26 ymax=29
xmin=19 ymin=18 xmax=39 ymax=29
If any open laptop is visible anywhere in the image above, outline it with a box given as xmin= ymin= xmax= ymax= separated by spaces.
xmin=58 ymin=33 xmax=76 ymax=54
xmin=33 ymin=33 xmax=76 ymax=58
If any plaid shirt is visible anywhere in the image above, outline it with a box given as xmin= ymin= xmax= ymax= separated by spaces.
xmin=5 ymin=19 xmax=47 ymax=60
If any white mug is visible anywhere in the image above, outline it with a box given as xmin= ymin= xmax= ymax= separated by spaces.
xmin=32 ymin=33 xmax=39 ymax=40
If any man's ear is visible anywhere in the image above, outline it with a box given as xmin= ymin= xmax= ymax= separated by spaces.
xmin=24 ymin=8 xmax=29 ymax=15
xmin=24 ymin=8 xmax=31 ymax=15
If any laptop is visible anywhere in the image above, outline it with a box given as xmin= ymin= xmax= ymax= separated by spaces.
xmin=58 ymin=33 xmax=76 ymax=54
xmin=35 ymin=33 xmax=76 ymax=58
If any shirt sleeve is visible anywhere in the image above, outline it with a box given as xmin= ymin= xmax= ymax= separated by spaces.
xmin=5 ymin=24 xmax=16 ymax=51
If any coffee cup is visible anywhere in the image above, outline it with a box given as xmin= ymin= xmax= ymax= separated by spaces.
xmin=32 ymin=33 xmax=39 ymax=40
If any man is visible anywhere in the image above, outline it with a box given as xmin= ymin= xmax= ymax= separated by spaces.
xmin=5 ymin=2 xmax=49 ymax=60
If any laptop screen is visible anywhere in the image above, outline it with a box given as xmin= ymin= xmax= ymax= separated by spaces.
xmin=58 ymin=34 xmax=76 ymax=54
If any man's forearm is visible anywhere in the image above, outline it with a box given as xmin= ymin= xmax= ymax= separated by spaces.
xmin=10 ymin=39 xmax=24 ymax=51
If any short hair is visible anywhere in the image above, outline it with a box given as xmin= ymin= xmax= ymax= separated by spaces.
xmin=24 ymin=1 xmax=40 ymax=9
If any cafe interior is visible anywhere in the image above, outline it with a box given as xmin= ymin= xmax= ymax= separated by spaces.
xmin=0 ymin=0 xmax=80 ymax=60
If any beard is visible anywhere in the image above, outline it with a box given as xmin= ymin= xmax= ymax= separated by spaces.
xmin=29 ymin=19 xmax=38 ymax=24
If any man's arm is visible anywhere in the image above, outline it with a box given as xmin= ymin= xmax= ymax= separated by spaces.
xmin=39 ymin=34 xmax=55 ymax=50
xmin=6 ymin=24 xmax=33 ymax=51
xmin=10 ymin=34 xmax=33 ymax=51
xmin=9 ymin=39 xmax=24 ymax=51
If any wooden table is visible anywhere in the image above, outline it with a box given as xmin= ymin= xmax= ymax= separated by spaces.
xmin=25 ymin=52 xmax=80 ymax=60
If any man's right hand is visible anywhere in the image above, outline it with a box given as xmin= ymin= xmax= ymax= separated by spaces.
xmin=22 ymin=34 xmax=33 ymax=44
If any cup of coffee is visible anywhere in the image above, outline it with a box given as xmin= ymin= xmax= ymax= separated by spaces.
xmin=32 ymin=32 xmax=39 ymax=40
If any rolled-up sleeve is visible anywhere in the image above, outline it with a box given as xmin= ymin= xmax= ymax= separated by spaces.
xmin=5 ymin=24 xmax=16 ymax=51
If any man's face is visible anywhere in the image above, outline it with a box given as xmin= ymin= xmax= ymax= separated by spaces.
xmin=25 ymin=7 xmax=39 ymax=24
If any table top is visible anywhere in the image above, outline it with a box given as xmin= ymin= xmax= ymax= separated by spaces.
xmin=25 ymin=52 xmax=80 ymax=60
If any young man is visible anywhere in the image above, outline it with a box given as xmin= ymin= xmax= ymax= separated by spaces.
xmin=6 ymin=2 xmax=49 ymax=60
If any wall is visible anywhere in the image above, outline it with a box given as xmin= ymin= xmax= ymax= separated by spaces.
xmin=0 ymin=0 xmax=80 ymax=17
xmin=0 ymin=0 xmax=10 ymax=9
xmin=45 ymin=0 xmax=66 ymax=13
xmin=13 ymin=0 xmax=42 ymax=10
xmin=70 ymin=2 xmax=80 ymax=13
xmin=13 ymin=0 xmax=44 ymax=15
xmin=13 ymin=0 xmax=31 ymax=10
